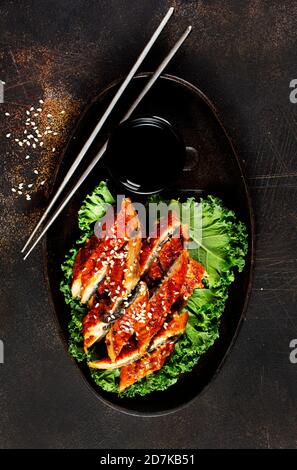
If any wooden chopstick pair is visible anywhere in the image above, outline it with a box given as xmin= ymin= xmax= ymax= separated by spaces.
xmin=22 ymin=7 xmax=192 ymax=260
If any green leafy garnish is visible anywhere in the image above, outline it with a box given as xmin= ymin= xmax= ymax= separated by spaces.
xmin=78 ymin=180 xmax=114 ymax=231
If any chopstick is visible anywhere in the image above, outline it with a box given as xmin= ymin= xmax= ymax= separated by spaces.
xmin=23 ymin=25 xmax=192 ymax=260
xmin=21 ymin=7 xmax=174 ymax=254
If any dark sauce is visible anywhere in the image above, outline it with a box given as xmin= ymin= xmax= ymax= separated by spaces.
xmin=106 ymin=116 xmax=185 ymax=194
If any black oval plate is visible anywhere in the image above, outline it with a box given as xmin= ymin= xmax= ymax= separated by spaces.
xmin=45 ymin=74 xmax=254 ymax=416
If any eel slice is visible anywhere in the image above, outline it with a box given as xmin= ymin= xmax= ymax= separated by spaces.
xmin=119 ymin=341 xmax=175 ymax=392
xmin=71 ymin=197 xmax=137 ymax=302
xmin=88 ymin=311 xmax=188 ymax=370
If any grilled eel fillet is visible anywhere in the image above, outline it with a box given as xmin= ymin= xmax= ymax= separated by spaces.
xmin=105 ymin=235 xmax=184 ymax=361
xmin=137 ymin=250 xmax=189 ymax=354
xmin=105 ymin=281 xmax=149 ymax=361
xmin=82 ymin=209 xmax=185 ymax=353
xmin=119 ymin=342 xmax=175 ymax=392
xmin=106 ymin=250 xmax=188 ymax=361
xmin=145 ymin=235 xmax=184 ymax=284
xmin=71 ymin=197 xmax=138 ymax=302
xmin=82 ymin=218 xmax=142 ymax=352
xmin=88 ymin=251 xmax=189 ymax=368
xmin=72 ymin=234 xmax=100 ymax=298
xmin=180 ymin=257 xmax=206 ymax=300
xmin=102 ymin=255 xmax=205 ymax=367
xmin=139 ymin=210 xmax=187 ymax=275
xmin=103 ymin=249 xmax=188 ymax=363
xmin=88 ymin=311 xmax=189 ymax=370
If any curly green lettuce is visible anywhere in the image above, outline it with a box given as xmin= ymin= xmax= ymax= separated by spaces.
xmin=60 ymin=182 xmax=248 ymax=397
xmin=78 ymin=180 xmax=114 ymax=231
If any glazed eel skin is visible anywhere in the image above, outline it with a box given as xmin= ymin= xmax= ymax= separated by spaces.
xmin=71 ymin=198 xmax=206 ymax=391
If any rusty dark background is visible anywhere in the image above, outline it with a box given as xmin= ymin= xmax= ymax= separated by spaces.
xmin=0 ymin=0 xmax=296 ymax=449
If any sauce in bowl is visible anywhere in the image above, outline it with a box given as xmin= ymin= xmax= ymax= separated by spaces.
xmin=106 ymin=116 xmax=186 ymax=195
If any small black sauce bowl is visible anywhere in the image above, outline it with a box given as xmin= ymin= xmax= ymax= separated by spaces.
xmin=105 ymin=115 xmax=186 ymax=195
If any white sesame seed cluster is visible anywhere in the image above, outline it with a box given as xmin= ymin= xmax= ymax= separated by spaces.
xmin=5 ymin=99 xmax=66 ymax=200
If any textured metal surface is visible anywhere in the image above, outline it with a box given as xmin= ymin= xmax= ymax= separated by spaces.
xmin=0 ymin=0 xmax=297 ymax=448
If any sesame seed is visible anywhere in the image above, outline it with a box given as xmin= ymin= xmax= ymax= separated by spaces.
xmin=18 ymin=142 xmax=23 ymax=146
xmin=26 ymin=195 xmax=31 ymax=201
xmin=28 ymin=184 xmax=33 ymax=188
xmin=33 ymin=169 xmax=38 ymax=175
xmin=30 ymin=107 xmax=34 ymax=111
xmin=39 ymin=99 xmax=44 ymax=104
xmin=39 ymin=142 xmax=44 ymax=146
xmin=25 ymin=155 xmax=30 ymax=160
xmin=32 ymin=143 xmax=36 ymax=148
xmin=41 ymin=180 xmax=45 ymax=185
xmin=26 ymin=110 xmax=30 ymax=115
xmin=34 ymin=113 xmax=38 ymax=117
xmin=5 ymin=112 xmax=10 ymax=116
xmin=52 ymin=147 xmax=56 ymax=152
xmin=18 ymin=191 xmax=22 ymax=195
xmin=26 ymin=141 xmax=30 ymax=146
xmin=37 ymin=108 xmax=42 ymax=112
xmin=15 ymin=138 xmax=19 ymax=142
xmin=61 ymin=110 xmax=65 ymax=114
xmin=6 ymin=133 xmax=11 ymax=138
xmin=47 ymin=114 xmax=52 ymax=118
xmin=11 ymin=188 xmax=16 ymax=192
